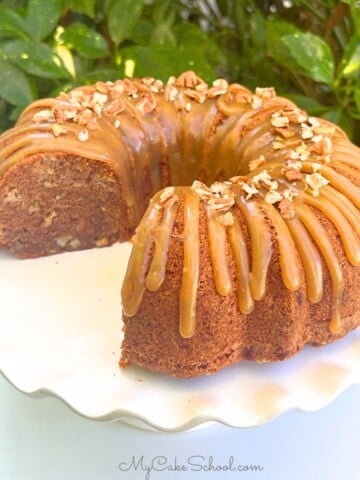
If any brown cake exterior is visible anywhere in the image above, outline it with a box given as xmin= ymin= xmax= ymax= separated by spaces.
xmin=0 ymin=71 xmax=360 ymax=377
xmin=0 ymin=73 xmax=294 ymax=257
xmin=121 ymin=186 xmax=360 ymax=377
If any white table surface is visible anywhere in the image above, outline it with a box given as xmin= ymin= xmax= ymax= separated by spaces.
xmin=1 ymin=374 xmax=359 ymax=480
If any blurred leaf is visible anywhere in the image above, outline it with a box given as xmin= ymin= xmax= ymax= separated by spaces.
xmin=63 ymin=0 xmax=96 ymax=18
xmin=152 ymin=0 xmax=176 ymax=26
xmin=108 ymin=0 xmax=145 ymax=46
xmin=266 ymin=20 xmax=302 ymax=70
xmin=55 ymin=44 xmax=76 ymax=78
xmin=79 ymin=67 xmax=123 ymax=83
xmin=59 ymin=23 xmax=109 ymax=59
xmin=25 ymin=0 xmax=63 ymax=41
xmin=9 ymin=105 xmax=26 ymax=121
xmin=102 ymin=0 xmax=114 ymax=14
xmin=120 ymin=22 xmax=225 ymax=81
xmin=150 ymin=23 xmax=176 ymax=46
xmin=282 ymin=32 xmax=335 ymax=84
xmin=131 ymin=18 xmax=154 ymax=44
xmin=0 ymin=57 xmax=34 ymax=106
xmin=350 ymin=0 xmax=360 ymax=35
xmin=120 ymin=45 xmax=172 ymax=79
xmin=217 ymin=0 xmax=230 ymax=16
xmin=234 ymin=1 xmax=248 ymax=50
xmin=1 ymin=39 xmax=70 ymax=78
xmin=174 ymin=23 xmax=226 ymax=72
xmin=355 ymin=86 xmax=360 ymax=111
xmin=249 ymin=6 xmax=266 ymax=62
xmin=0 ymin=4 xmax=30 ymax=40
xmin=339 ymin=34 xmax=360 ymax=77
xmin=121 ymin=41 xmax=221 ymax=83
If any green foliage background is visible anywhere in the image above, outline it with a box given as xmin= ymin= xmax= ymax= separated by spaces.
xmin=0 ymin=0 xmax=359 ymax=144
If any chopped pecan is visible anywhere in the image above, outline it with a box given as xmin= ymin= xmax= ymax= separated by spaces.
xmin=175 ymin=71 xmax=205 ymax=89
xmin=278 ymin=198 xmax=295 ymax=219
xmin=249 ymin=155 xmax=266 ymax=172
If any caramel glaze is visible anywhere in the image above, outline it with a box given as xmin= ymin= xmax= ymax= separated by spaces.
xmin=119 ymin=75 xmax=360 ymax=339
xmin=1 ymin=71 xmax=360 ymax=339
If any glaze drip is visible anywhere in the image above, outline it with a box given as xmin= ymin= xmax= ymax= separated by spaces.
xmin=179 ymin=189 xmax=200 ymax=338
xmin=235 ymin=197 xmax=273 ymax=301
xmin=294 ymin=202 xmax=344 ymax=334
xmin=145 ymin=194 xmax=179 ymax=291
xmin=121 ymin=194 xmax=163 ymax=317
xmin=206 ymin=206 xmax=232 ymax=296
xmin=227 ymin=216 xmax=254 ymax=314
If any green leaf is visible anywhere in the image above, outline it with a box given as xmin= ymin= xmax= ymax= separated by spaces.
xmin=350 ymin=0 xmax=360 ymax=35
xmin=25 ymin=0 xmax=63 ymax=41
xmin=217 ymin=0 xmax=230 ymax=16
xmin=150 ymin=23 xmax=176 ymax=47
xmin=55 ymin=44 xmax=75 ymax=78
xmin=339 ymin=35 xmax=360 ymax=78
xmin=174 ymin=23 xmax=226 ymax=72
xmin=80 ymin=66 xmax=120 ymax=84
xmin=131 ymin=18 xmax=154 ymax=45
xmin=1 ymin=39 xmax=70 ymax=79
xmin=354 ymin=82 xmax=360 ymax=124
xmin=107 ymin=0 xmax=145 ymax=46
xmin=355 ymin=88 xmax=360 ymax=111
xmin=9 ymin=105 xmax=27 ymax=122
xmin=0 ymin=4 xmax=30 ymax=40
xmin=234 ymin=1 xmax=248 ymax=49
xmin=119 ymin=45 xmax=171 ymax=80
xmin=266 ymin=20 xmax=302 ymax=71
xmin=249 ymin=6 xmax=266 ymax=60
xmin=79 ymin=67 xmax=123 ymax=83
xmin=152 ymin=0 xmax=176 ymax=26
xmin=0 ymin=57 xmax=34 ymax=106
xmin=282 ymin=32 xmax=335 ymax=84
xmin=59 ymin=23 xmax=109 ymax=59
xmin=63 ymin=0 xmax=96 ymax=19
xmin=150 ymin=0 xmax=176 ymax=46
xmin=120 ymin=39 xmax=222 ymax=84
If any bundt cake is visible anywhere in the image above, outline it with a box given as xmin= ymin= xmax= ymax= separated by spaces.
xmin=1 ymin=71 xmax=360 ymax=377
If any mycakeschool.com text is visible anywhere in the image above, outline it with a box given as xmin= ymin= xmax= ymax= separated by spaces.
xmin=118 ymin=455 xmax=265 ymax=479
